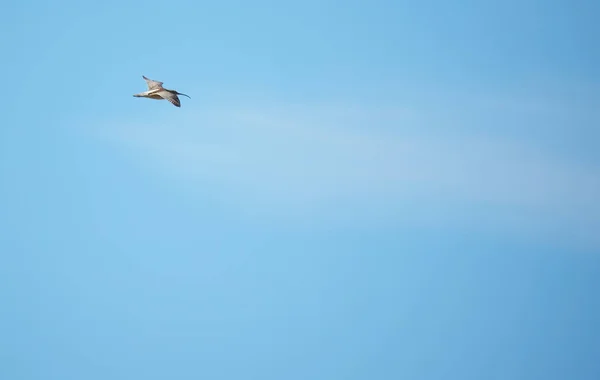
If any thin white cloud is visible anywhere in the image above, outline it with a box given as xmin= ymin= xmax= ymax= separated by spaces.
xmin=90 ymin=101 xmax=600 ymax=248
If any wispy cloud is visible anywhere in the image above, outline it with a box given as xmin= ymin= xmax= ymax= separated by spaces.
xmin=90 ymin=100 xmax=600 ymax=248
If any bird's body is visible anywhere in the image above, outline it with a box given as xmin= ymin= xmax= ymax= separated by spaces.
xmin=133 ymin=75 xmax=190 ymax=107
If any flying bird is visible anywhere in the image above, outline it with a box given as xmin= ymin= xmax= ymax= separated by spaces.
xmin=133 ymin=75 xmax=191 ymax=107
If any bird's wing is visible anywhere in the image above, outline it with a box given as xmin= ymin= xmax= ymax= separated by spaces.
xmin=157 ymin=90 xmax=181 ymax=107
xmin=142 ymin=75 xmax=164 ymax=90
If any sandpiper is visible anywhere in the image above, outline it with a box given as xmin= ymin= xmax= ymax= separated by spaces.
xmin=133 ymin=75 xmax=190 ymax=107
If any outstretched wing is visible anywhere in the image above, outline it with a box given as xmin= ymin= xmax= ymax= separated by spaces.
xmin=157 ymin=90 xmax=181 ymax=107
xmin=142 ymin=75 xmax=164 ymax=90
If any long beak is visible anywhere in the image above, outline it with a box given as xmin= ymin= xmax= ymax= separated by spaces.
xmin=177 ymin=92 xmax=191 ymax=99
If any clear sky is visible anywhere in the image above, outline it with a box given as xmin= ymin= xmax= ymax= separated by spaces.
xmin=1 ymin=0 xmax=599 ymax=379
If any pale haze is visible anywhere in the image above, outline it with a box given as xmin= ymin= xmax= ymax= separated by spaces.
xmin=1 ymin=1 xmax=599 ymax=379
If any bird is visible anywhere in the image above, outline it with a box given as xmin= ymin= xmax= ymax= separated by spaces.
xmin=133 ymin=75 xmax=191 ymax=107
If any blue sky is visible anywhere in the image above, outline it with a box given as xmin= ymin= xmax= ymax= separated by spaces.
xmin=1 ymin=0 xmax=599 ymax=379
